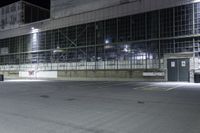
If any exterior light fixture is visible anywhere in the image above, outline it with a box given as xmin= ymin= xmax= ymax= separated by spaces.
xmin=105 ymin=39 xmax=110 ymax=44
xmin=31 ymin=27 xmax=39 ymax=34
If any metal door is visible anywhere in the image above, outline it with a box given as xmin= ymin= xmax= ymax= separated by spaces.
xmin=167 ymin=59 xmax=178 ymax=81
xmin=178 ymin=58 xmax=189 ymax=82
xmin=167 ymin=58 xmax=189 ymax=82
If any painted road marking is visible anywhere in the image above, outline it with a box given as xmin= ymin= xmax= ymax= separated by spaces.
xmin=134 ymin=84 xmax=155 ymax=90
xmin=142 ymin=86 xmax=163 ymax=91
xmin=97 ymin=82 xmax=135 ymax=88
xmin=166 ymin=85 xmax=182 ymax=91
xmin=134 ymin=84 xmax=182 ymax=92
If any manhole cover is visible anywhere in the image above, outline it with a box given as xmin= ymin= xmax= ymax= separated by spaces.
xmin=40 ymin=95 xmax=50 ymax=98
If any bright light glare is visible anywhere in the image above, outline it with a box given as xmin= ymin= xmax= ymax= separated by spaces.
xmin=31 ymin=27 xmax=39 ymax=33
xmin=105 ymin=39 xmax=110 ymax=44
xmin=153 ymin=82 xmax=200 ymax=86
xmin=5 ymin=79 xmax=48 ymax=82
xmin=123 ymin=45 xmax=130 ymax=53
xmin=136 ymin=52 xmax=146 ymax=60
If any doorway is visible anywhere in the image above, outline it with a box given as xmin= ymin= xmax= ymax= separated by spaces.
xmin=167 ymin=58 xmax=190 ymax=82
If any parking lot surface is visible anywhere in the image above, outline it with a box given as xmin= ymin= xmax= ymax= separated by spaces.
xmin=0 ymin=79 xmax=200 ymax=133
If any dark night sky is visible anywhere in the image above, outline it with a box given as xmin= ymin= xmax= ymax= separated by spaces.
xmin=0 ymin=0 xmax=50 ymax=9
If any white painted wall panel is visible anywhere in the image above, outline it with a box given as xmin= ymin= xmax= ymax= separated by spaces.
xmin=19 ymin=71 xmax=58 ymax=78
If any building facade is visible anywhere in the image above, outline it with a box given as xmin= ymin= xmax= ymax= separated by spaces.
xmin=0 ymin=0 xmax=200 ymax=81
xmin=0 ymin=1 xmax=50 ymax=30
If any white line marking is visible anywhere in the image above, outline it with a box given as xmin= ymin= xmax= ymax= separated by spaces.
xmin=166 ymin=85 xmax=181 ymax=91
xmin=134 ymin=84 xmax=155 ymax=90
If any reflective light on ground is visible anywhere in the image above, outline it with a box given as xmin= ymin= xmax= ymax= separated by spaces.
xmin=152 ymin=82 xmax=200 ymax=87
xmin=5 ymin=79 xmax=48 ymax=82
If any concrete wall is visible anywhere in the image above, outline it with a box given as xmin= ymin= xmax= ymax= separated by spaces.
xmin=57 ymin=70 xmax=165 ymax=81
xmin=0 ymin=61 xmax=163 ymax=81
xmin=0 ymin=71 xmax=19 ymax=78
xmin=51 ymin=0 xmax=200 ymax=19
xmin=0 ymin=69 xmax=165 ymax=81
xmin=51 ymin=0 xmax=138 ymax=19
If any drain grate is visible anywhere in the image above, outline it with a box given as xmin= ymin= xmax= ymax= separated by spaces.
xmin=40 ymin=95 xmax=50 ymax=98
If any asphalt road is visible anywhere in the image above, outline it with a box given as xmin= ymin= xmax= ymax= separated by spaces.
xmin=0 ymin=79 xmax=200 ymax=133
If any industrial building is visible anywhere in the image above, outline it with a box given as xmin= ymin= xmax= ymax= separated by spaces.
xmin=0 ymin=0 xmax=200 ymax=82
xmin=0 ymin=0 xmax=50 ymax=30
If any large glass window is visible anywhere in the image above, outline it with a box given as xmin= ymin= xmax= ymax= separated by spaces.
xmin=87 ymin=47 xmax=95 ymax=62
xmin=45 ymin=51 xmax=52 ymax=63
xmin=131 ymin=42 xmax=147 ymax=69
xmin=175 ymin=4 xmax=193 ymax=36
xmin=77 ymin=48 xmax=87 ymax=69
xmin=147 ymin=41 xmax=159 ymax=69
xmin=46 ymin=30 xmax=52 ymax=50
xmin=38 ymin=32 xmax=46 ymax=50
xmin=194 ymin=37 xmax=200 ymax=57
xmin=87 ymin=23 xmax=95 ymax=46
xmin=58 ymin=27 xmax=68 ymax=48
xmin=66 ymin=48 xmax=77 ymax=62
xmin=105 ymin=44 xmax=117 ymax=69
xmin=77 ymin=48 xmax=87 ymax=62
xmin=160 ymin=40 xmax=175 ymax=57
xmin=194 ymin=3 xmax=200 ymax=34
xmin=131 ymin=13 xmax=146 ymax=40
xmin=96 ymin=46 xmax=105 ymax=69
xmin=23 ymin=34 xmax=31 ymax=52
xmin=77 ymin=24 xmax=87 ymax=47
xmin=9 ymin=37 xmax=19 ymax=53
xmin=118 ymin=44 xmax=131 ymax=69
xmin=31 ymin=33 xmax=40 ymax=51
xmin=160 ymin=8 xmax=174 ymax=37
xmin=105 ymin=19 xmax=117 ymax=43
xmin=9 ymin=54 xmax=20 ymax=65
xmin=1 ymin=2 xmax=200 ymax=70
xmin=147 ymin=11 xmax=159 ymax=39
xmin=118 ymin=16 xmax=131 ymax=42
xmin=96 ymin=21 xmax=104 ymax=44
xmin=51 ymin=29 xmax=59 ymax=49
xmin=96 ymin=46 xmax=105 ymax=61
xmin=175 ymin=38 xmax=193 ymax=53
xmin=68 ymin=26 xmax=77 ymax=47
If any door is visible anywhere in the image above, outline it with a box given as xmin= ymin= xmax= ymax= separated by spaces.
xmin=167 ymin=58 xmax=189 ymax=82
xmin=178 ymin=58 xmax=189 ymax=82
xmin=167 ymin=59 xmax=178 ymax=81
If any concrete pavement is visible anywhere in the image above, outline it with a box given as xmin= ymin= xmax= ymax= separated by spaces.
xmin=0 ymin=80 xmax=200 ymax=133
